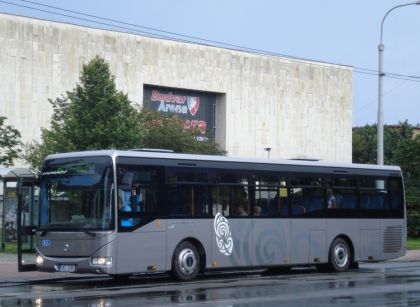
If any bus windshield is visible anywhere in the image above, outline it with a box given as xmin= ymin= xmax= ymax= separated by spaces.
xmin=39 ymin=156 xmax=114 ymax=231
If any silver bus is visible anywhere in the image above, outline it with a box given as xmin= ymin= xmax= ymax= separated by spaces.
xmin=31 ymin=150 xmax=405 ymax=280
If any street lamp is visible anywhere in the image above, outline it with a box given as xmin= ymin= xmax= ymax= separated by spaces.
xmin=377 ymin=1 xmax=420 ymax=165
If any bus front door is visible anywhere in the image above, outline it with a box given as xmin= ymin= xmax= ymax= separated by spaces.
xmin=16 ymin=178 xmax=38 ymax=272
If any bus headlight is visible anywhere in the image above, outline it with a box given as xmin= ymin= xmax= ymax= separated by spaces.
xmin=91 ymin=257 xmax=112 ymax=266
xmin=36 ymin=256 xmax=44 ymax=265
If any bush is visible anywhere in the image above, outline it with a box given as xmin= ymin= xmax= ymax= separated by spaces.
xmin=407 ymin=216 xmax=420 ymax=238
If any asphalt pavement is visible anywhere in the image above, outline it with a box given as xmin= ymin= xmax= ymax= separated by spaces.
xmin=0 ymin=250 xmax=418 ymax=283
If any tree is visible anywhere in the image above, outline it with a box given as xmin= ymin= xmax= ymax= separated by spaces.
xmin=393 ymin=135 xmax=420 ymax=231
xmin=25 ymin=56 xmax=146 ymax=169
xmin=143 ymin=111 xmax=226 ymax=155
xmin=0 ymin=116 xmax=21 ymax=167
xmin=352 ymin=120 xmax=413 ymax=165
xmin=352 ymin=124 xmax=377 ymax=164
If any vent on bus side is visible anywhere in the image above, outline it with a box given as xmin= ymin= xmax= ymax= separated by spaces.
xmin=383 ymin=225 xmax=402 ymax=253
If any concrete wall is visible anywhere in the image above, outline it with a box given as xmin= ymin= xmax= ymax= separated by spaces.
xmin=0 ymin=13 xmax=353 ymax=164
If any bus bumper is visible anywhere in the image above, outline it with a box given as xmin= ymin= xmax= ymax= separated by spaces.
xmin=35 ymin=252 xmax=114 ymax=275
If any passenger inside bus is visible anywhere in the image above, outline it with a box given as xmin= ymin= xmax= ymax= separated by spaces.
xmin=327 ymin=188 xmax=337 ymax=209
xmin=118 ymin=196 xmax=132 ymax=212
xmin=118 ymin=196 xmax=134 ymax=227
xmin=236 ymin=204 xmax=248 ymax=216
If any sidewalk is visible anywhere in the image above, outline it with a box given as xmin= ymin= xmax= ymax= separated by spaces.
xmin=0 ymin=250 xmax=419 ymax=283
xmin=390 ymin=249 xmax=420 ymax=262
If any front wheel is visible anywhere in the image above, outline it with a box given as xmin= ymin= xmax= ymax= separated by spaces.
xmin=172 ymin=241 xmax=200 ymax=281
xmin=328 ymin=238 xmax=351 ymax=272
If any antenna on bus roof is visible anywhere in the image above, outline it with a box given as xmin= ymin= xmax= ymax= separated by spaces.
xmin=129 ymin=148 xmax=175 ymax=153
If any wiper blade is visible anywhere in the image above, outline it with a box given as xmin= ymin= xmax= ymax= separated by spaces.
xmin=40 ymin=229 xmax=48 ymax=237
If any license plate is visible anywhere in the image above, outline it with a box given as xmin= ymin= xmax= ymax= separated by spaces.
xmin=56 ymin=264 xmax=76 ymax=272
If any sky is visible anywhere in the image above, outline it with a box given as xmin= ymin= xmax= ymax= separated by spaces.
xmin=1 ymin=0 xmax=419 ymax=127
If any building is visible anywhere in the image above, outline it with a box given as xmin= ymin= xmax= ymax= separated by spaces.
xmin=0 ymin=13 xmax=353 ymax=165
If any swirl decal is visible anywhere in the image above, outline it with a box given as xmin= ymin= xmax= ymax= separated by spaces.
xmin=213 ymin=213 xmax=233 ymax=256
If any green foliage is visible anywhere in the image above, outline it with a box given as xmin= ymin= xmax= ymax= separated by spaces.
xmin=352 ymin=124 xmax=377 ymax=164
xmin=407 ymin=216 xmax=420 ymax=238
xmin=407 ymin=237 xmax=420 ymax=250
xmin=143 ymin=111 xmax=226 ymax=155
xmin=352 ymin=120 xmax=413 ymax=165
xmin=0 ymin=116 xmax=21 ymax=167
xmin=25 ymin=56 xmax=225 ymax=170
xmin=353 ymin=121 xmax=420 ymax=236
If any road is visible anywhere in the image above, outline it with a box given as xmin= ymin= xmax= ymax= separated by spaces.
xmin=1 ymin=261 xmax=420 ymax=306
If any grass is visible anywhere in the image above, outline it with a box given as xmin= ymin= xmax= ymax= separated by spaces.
xmin=0 ymin=230 xmax=34 ymax=253
xmin=407 ymin=237 xmax=420 ymax=250
xmin=2 ymin=242 xmax=18 ymax=253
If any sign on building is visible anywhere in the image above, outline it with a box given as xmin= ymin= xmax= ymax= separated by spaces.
xmin=143 ymin=86 xmax=215 ymax=140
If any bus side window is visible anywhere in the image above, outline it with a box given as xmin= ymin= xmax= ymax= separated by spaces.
xmin=360 ymin=178 xmax=388 ymax=210
xmin=390 ymin=177 xmax=403 ymax=212
xmin=212 ymin=186 xmax=230 ymax=217
xmin=290 ymin=177 xmax=323 ymax=216
xmin=117 ymin=165 xmax=163 ymax=230
xmin=290 ymin=188 xmax=306 ymax=216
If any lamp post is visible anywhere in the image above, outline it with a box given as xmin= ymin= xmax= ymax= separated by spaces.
xmin=377 ymin=1 xmax=420 ymax=165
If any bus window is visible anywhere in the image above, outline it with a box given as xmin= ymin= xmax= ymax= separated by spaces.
xmin=253 ymin=175 xmax=288 ymax=217
xmin=212 ymin=185 xmax=249 ymax=217
xmin=327 ymin=177 xmax=358 ymax=209
xmin=360 ymin=178 xmax=388 ymax=210
xmin=210 ymin=172 xmax=249 ymax=217
xmin=290 ymin=177 xmax=324 ymax=216
xmin=116 ymin=165 xmax=163 ymax=230
xmin=212 ymin=186 xmax=230 ymax=216
xmin=290 ymin=188 xmax=306 ymax=216
xmin=389 ymin=177 xmax=403 ymax=212
xmin=231 ymin=186 xmax=249 ymax=217
xmin=167 ymin=185 xmax=210 ymax=217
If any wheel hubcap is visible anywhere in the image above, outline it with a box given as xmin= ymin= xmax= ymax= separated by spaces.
xmin=178 ymin=248 xmax=197 ymax=275
xmin=334 ymin=243 xmax=349 ymax=268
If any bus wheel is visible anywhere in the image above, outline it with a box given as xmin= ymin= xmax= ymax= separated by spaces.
xmin=172 ymin=241 xmax=200 ymax=281
xmin=328 ymin=238 xmax=350 ymax=272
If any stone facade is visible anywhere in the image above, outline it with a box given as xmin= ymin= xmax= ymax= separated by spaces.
xmin=0 ymin=13 xmax=352 ymax=164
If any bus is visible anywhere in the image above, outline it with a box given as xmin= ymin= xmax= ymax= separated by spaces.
xmin=28 ymin=149 xmax=405 ymax=281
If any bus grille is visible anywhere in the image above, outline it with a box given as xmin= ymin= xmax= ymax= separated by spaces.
xmin=383 ymin=225 xmax=402 ymax=253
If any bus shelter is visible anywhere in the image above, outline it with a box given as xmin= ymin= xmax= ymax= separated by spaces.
xmin=0 ymin=168 xmax=37 ymax=251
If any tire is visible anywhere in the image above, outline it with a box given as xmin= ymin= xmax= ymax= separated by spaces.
xmin=172 ymin=241 xmax=200 ymax=281
xmin=328 ymin=237 xmax=351 ymax=272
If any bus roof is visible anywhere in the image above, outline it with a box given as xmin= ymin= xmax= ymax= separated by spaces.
xmin=45 ymin=149 xmax=402 ymax=173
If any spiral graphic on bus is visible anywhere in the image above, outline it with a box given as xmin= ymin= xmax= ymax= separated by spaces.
xmin=213 ymin=213 xmax=233 ymax=256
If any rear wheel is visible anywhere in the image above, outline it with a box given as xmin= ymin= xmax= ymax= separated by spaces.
xmin=172 ymin=241 xmax=200 ymax=281
xmin=328 ymin=237 xmax=351 ymax=272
